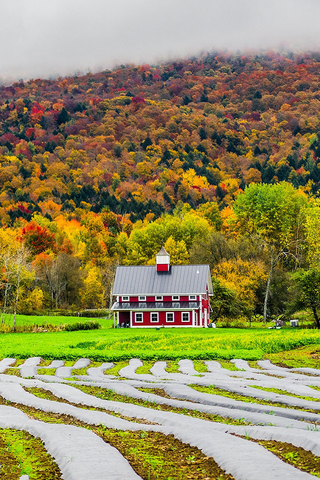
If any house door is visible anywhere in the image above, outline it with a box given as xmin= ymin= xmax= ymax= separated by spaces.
xmin=119 ymin=311 xmax=130 ymax=327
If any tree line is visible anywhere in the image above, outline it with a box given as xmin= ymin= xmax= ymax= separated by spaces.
xmin=1 ymin=181 xmax=320 ymax=328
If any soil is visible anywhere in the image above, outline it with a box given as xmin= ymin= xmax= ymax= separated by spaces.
xmin=256 ymin=439 xmax=320 ymax=478
xmin=0 ymin=428 xmax=62 ymax=479
xmin=0 ymin=395 xmax=235 ymax=480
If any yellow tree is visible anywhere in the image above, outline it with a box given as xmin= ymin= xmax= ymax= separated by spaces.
xmin=81 ymin=267 xmax=105 ymax=309
xmin=213 ymin=259 xmax=267 ymax=313
xmin=164 ymin=237 xmax=189 ymax=265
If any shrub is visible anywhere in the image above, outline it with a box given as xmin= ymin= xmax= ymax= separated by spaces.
xmin=77 ymin=309 xmax=110 ymax=318
xmin=64 ymin=321 xmax=101 ymax=332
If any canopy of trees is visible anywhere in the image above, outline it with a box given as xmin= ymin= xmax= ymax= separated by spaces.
xmin=0 ymin=51 xmax=320 ymax=325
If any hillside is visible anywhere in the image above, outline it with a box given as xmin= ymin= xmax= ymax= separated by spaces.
xmin=1 ymin=51 xmax=320 ymax=318
xmin=1 ymin=51 xmax=320 ymax=224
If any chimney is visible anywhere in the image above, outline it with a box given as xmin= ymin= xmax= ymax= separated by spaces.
xmin=156 ymin=246 xmax=170 ymax=272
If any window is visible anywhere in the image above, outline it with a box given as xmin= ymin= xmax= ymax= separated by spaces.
xmin=139 ymin=296 xmax=146 ymax=301
xmin=173 ymin=302 xmax=180 ymax=308
xmin=172 ymin=295 xmax=180 ymax=301
xmin=151 ymin=312 xmax=159 ymax=323
xmin=135 ymin=313 xmax=143 ymax=323
xmin=139 ymin=303 xmax=146 ymax=308
xmin=155 ymin=295 xmax=163 ymax=301
xmin=182 ymin=312 xmax=190 ymax=322
xmin=189 ymin=295 xmax=197 ymax=301
xmin=155 ymin=302 xmax=163 ymax=308
xmin=166 ymin=312 xmax=174 ymax=323
xmin=122 ymin=296 xmax=129 ymax=302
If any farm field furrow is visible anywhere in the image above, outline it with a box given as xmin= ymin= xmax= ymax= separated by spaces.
xmin=0 ymin=357 xmax=319 ymax=479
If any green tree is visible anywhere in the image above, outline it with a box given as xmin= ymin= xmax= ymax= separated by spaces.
xmin=210 ymin=278 xmax=248 ymax=323
xmin=304 ymin=198 xmax=320 ymax=268
xmin=290 ymin=269 xmax=320 ymax=328
xmin=233 ymin=182 xmax=307 ymax=322
xmin=57 ymin=107 xmax=70 ymax=125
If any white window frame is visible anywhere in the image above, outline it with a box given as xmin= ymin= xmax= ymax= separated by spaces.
xmin=182 ymin=312 xmax=190 ymax=322
xmin=150 ymin=312 xmax=159 ymax=323
xmin=122 ymin=296 xmax=129 ymax=302
xmin=155 ymin=295 xmax=163 ymax=301
xmin=135 ymin=313 xmax=143 ymax=323
xmin=166 ymin=312 xmax=174 ymax=323
xmin=139 ymin=296 xmax=146 ymax=301
xmin=189 ymin=295 xmax=197 ymax=301
xmin=172 ymin=295 xmax=180 ymax=301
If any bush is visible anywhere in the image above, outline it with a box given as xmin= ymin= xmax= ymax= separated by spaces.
xmin=77 ymin=309 xmax=110 ymax=318
xmin=64 ymin=321 xmax=101 ymax=332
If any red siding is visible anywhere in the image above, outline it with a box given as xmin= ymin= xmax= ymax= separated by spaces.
xmin=131 ymin=310 xmax=194 ymax=326
xmin=157 ymin=264 xmax=170 ymax=272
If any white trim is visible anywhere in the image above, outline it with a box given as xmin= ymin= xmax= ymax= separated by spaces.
xmin=114 ymin=307 xmax=195 ymax=311
xmin=130 ymin=310 xmax=132 ymax=328
xmin=117 ymin=311 xmax=119 ymax=326
xmin=155 ymin=295 xmax=163 ymax=301
xmin=114 ymin=292 xmax=205 ymax=296
xmin=138 ymin=296 xmax=146 ymax=301
xmin=150 ymin=312 xmax=159 ymax=323
xmin=166 ymin=312 xmax=174 ymax=323
xmin=130 ymin=325 xmax=203 ymax=328
xmin=172 ymin=295 xmax=180 ymax=301
xmin=181 ymin=312 xmax=190 ymax=322
xmin=122 ymin=295 xmax=129 ymax=302
xmin=135 ymin=312 xmax=143 ymax=323
xmin=189 ymin=295 xmax=197 ymax=301
xmin=204 ymin=308 xmax=208 ymax=328
xmin=200 ymin=295 xmax=203 ymax=327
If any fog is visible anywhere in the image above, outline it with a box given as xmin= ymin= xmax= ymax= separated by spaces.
xmin=2 ymin=0 xmax=320 ymax=82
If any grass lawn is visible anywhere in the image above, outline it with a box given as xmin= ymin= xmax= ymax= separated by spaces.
xmin=0 ymin=322 xmax=320 ymax=363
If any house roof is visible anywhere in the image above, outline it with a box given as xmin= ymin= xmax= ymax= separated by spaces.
xmin=156 ymin=246 xmax=169 ymax=256
xmin=112 ymin=264 xmax=213 ymax=296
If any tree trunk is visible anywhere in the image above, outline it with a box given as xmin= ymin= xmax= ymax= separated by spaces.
xmin=311 ymin=304 xmax=320 ymax=329
xmin=2 ymin=283 xmax=9 ymax=325
xmin=263 ymin=250 xmax=274 ymax=323
xmin=12 ymin=267 xmax=21 ymax=332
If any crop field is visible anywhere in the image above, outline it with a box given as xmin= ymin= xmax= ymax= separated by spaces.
xmin=1 ymin=356 xmax=320 ymax=479
xmin=0 ymin=317 xmax=320 ymax=478
xmin=1 ymin=313 xmax=114 ymax=329
xmin=1 ymin=320 xmax=320 ymax=361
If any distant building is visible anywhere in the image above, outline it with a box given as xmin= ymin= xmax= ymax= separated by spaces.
xmin=111 ymin=247 xmax=213 ymax=328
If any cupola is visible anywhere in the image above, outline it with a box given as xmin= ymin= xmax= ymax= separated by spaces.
xmin=156 ymin=246 xmax=170 ymax=272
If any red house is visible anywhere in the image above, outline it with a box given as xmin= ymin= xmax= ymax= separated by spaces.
xmin=111 ymin=247 xmax=213 ymax=328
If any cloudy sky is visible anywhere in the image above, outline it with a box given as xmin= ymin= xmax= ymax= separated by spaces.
xmin=1 ymin=0 xmax=320 ymax=82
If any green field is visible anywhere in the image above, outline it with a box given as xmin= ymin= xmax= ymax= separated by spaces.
xmin=0 ymin=316 xmax=320 ymax=362
xmin=1 ymin=313 xmax=113 ymax=330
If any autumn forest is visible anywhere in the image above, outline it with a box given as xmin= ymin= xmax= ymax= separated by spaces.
xmin=1 ymin=51 xmax=320 ymax=325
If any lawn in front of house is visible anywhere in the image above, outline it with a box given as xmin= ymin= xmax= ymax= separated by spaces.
xmin=0 ymin=325 xmax=320 ymax=363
